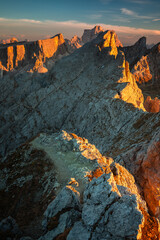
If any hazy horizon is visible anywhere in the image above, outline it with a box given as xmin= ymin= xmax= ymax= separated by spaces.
xmin=0 ymin=0 xmax=160 ymax=45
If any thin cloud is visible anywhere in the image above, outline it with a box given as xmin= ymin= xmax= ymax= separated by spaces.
xmin=121 ymin=8 xmax=135 ymax=16
xmin=0 ymin=18 xmax=42 ymax=24
xmin=121 ymin=8 xmax=152 ymax=19
xmin=152 ymin=19 xmax=160 ymax=22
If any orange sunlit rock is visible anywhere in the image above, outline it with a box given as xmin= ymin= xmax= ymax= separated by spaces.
xmin=144 ymin=96 xmax=160 ymax=113
xmin=0 ymin=33 xmax=67 ymax=72
xmin=15 ymin=45 xmax=25 ymax=68
xmin=140 ymin=206 xmax=160 ymax=240
xmin=97 ymin=30 xmax=122 ymax=58
xmin=7 ymin=46 xmax=14 ymax=70
xmin=114 ymin=54 xmax=145 ymax=111
xmin=133 ymin=55 xmax=152 ymax=84
xmin=132 ymin=43 xmax=160 ymax=85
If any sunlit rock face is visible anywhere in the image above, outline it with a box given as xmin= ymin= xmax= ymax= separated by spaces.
xmin=132 ymin=43 xmax=160 ymax=85
xmin=0 ymin=33 xmax=68 ymax=72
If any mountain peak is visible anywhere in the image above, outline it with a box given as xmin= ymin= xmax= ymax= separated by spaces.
xmin=81 ymin=25 xmax=104 ymax=43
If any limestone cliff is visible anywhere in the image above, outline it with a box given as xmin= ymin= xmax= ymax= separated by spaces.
xmin=0 ymin=33 xmax=68 ymax=72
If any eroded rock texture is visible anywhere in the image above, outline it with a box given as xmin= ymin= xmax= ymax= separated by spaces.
xmin=1 ymin=130 xmax=160 ymax=239
xmin=1 ymin=29 xmax=160 ymax=239
xmin=0 ymin=30 xmax=146 ymax=157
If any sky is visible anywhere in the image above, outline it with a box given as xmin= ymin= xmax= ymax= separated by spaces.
xmin=0 ymin=0 xmax=160 ymax=45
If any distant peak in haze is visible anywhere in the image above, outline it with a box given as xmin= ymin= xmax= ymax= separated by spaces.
xmin=82 ymin=25 xmax=104 ymax=43
xmin=0 ymin=37 xmax=18 ymax=45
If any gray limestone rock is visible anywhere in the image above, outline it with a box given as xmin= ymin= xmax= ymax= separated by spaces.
xmin=82 ymin=173 xmax=120 ymax=228
xmin=39 ymin=210 xmax=81 ymax=240
xmin=67 ymin=221 xmax=91 ymax=240
xmin=42 ymin=186 xmax=81 ymax=229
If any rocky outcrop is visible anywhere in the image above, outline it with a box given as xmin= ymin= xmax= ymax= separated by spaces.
xmin=0 ymin=33 xmax=68 ymax=72
xmin=0 ymin=129 xmax=159 ymax=239
xmin=132 ymin=42 xmax=160 ymax=84
xmin=122 ymin=37 xmax=147 ymax=69
xmin=35 ymin=131 xmax=159 ymax=239
xmin=41 ymin=174 xmax=144 ymax=240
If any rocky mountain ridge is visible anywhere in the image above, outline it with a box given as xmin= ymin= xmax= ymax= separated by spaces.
xmin=0 ymin=28 xmax=160 ymax=239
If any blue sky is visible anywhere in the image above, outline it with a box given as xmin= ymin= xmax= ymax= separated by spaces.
xmin=0 ymin=0 xmax=160 ymax=45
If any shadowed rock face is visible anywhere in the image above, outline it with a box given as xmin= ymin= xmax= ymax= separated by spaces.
xmin=82 ymin=25 xmax=104 ymax=44
xmin=122 ymin=37 xmax=147 ymax=70
xmin=0 ymin=34 xmax=68 ymax=72
xmin=0 ymin=30 xmax=145 ymax=157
